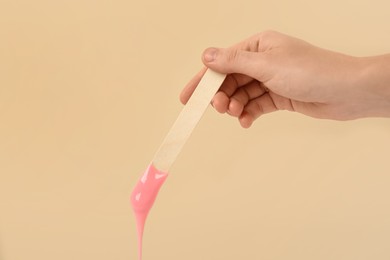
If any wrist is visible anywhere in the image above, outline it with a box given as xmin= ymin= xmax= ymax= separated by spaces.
xmin=356 ymin=54 xmax=390 ymax=118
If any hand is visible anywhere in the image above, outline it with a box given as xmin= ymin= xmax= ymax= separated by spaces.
xmin=180 ymin=31 xmax=390 ymax=128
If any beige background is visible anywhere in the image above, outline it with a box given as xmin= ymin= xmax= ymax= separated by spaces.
xmin=1 ymin=0 xmax=390 ymax=259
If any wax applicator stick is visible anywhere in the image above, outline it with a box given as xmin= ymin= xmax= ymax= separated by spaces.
xmin=152 ymin=69 xmax=226 ymax=172
xmin=130 ymin=69 xmax=226 ymax=260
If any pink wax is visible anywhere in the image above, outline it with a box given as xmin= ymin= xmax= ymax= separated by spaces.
xmin=130 ymin=164 xmax=168 ymax=260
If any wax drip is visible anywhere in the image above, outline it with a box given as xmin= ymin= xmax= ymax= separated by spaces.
xmin=130 ymin=164 xmax=168 ymax=260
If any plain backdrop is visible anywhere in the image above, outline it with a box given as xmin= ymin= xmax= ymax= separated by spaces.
xmin=1 ymin=0 xmax=390 ymax=259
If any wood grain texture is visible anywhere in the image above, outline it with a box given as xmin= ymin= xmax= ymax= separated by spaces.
xmin=152 ymin=69 xmax=226 ymax=172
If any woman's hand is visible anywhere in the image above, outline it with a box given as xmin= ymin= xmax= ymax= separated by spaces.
xmin=181 ymin=31 xmax=390 ymax=128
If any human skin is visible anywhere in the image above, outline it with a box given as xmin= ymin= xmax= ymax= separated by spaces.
xmin=180 ymin=31 xmax=390 ymax=128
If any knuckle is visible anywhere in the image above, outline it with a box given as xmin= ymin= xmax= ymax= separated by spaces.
xmin=254 ymin=30 xmax=280 ymax=51
xmin=226 ymin=49 xmax=239 ymax=63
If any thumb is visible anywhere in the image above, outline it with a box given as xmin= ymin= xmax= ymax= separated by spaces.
xmin=202 ymin=47 xmax=266 ymax=81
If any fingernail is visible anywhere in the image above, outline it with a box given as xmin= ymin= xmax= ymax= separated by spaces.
xmin=203 ymin=48 xmax=217 ymax=62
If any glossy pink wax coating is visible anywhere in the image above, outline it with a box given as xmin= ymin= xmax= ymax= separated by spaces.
xmin=130 ymin=164 xmax=168 ymax=260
